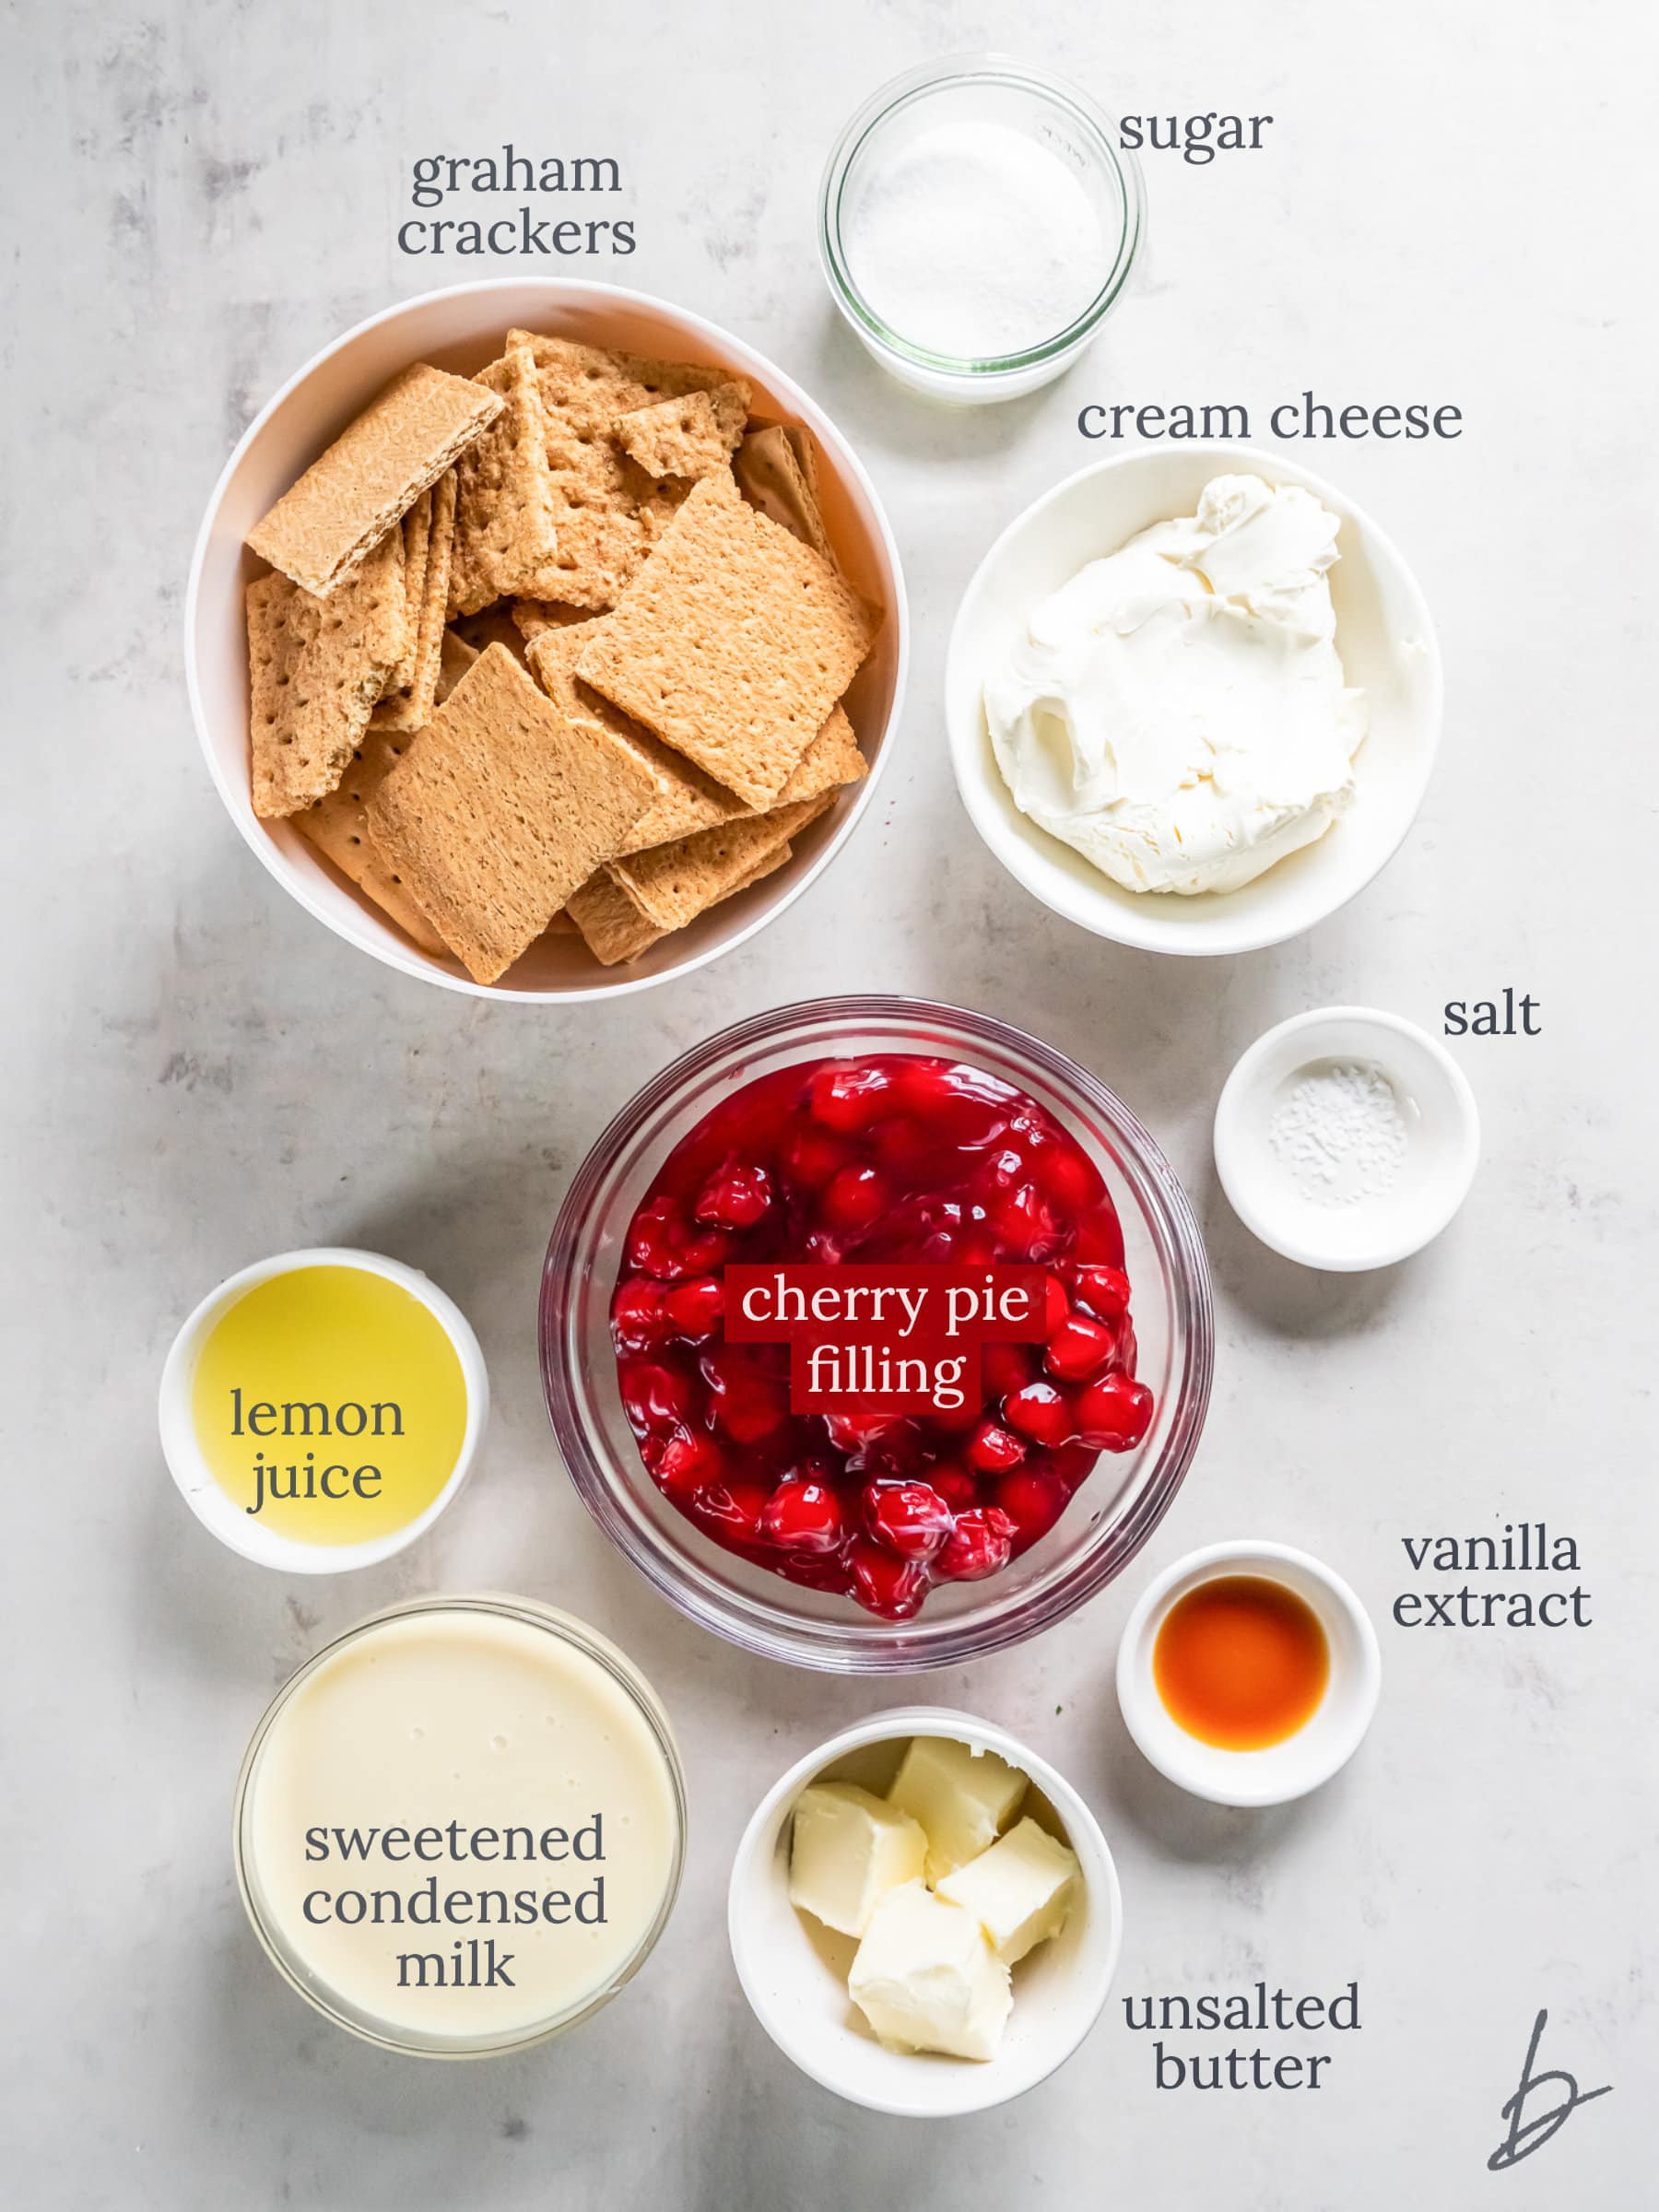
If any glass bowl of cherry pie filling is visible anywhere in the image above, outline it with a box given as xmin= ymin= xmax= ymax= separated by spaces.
xmin=541 ymin=997 xmax=1212 ymax=1673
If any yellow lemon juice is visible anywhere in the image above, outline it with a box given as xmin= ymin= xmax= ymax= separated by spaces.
xmin=190 ymin=1265 xmax=467 ymax=1545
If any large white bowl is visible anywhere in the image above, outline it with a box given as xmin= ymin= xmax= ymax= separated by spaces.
xmin=945 ymin=443 xmax=1441 ymax=957
xmin=728 ymin=1708 xmax=1122 ymax=2116
xmin=186 ymin=280 xmax=908 ymax=1002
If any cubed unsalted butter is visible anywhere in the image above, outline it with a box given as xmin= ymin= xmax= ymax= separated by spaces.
xmin=848 ymin=1879 xmax=1014 ymax=2061
xmin=787 ymin=1783 xmax=927 ymax=1936
xmin=936 ymin=1815 xmax=1080 ymax=1964
xmin=887 ymin=1735 xmax=1029 ymax=1883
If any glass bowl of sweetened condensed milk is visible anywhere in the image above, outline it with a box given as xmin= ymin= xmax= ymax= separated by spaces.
xmin=819 ymin=55 xmax=1145 ymax=401
xmin=234 ymin=1596 xmax=686 ymax=2055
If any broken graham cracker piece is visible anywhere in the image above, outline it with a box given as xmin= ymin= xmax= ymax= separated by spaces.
xmin=564 ymin=871 xmax=665 ymax=966
xmin=576 ymin=471 xmax=878 ymax=808
xmin=518 ymin=434 xmax=688 ymax=611
xmin=616 ymin=383 xmax=749 ymax=482
xmin=246 ymin=532 xmax=407 ymax=818
xmin=375 ymin=470 xmax=457 ymax=732
xmin=507 ymin=331 xmax=747 ymax=609
xmin=525 ymin=618 xmax=744 ymax=853
xmin=510 ymin=332 xmax=745 ymax=429
xmin=567 ymin=841 xmax=791 ymax=967
xmin=775 ymin=702 xmax=865 ymax=806
xmin=448 ymin=345 xmax=559 ymax=617
xmin=363 ymin=643 xmax=655 ymax=984
xmin=606 ymin=794 xmax=829 ymax=932
xmin=247 ymin=365 xmax=501 ymax=599
xmin=297 ymin=723 xmax=450 ymax=957
xmin=512 ymin=597 xmax=589 ymax=643
xmin=734 ymin=424 xmax=833 ymax=563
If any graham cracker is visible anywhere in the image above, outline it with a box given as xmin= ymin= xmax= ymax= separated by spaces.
xmin=525 ymin=619 xmax=743 ymax=853
xmin=568 ymin=841 xmax=791 ymax=967
xmin=606 ymin=794 xmax=827 ymax=931
xmin=512 ymin=597 xmax=590 ymax=643
xmin=247 ymin=531 xmax=406 ymax=818
xmin=386 ymin=487 xmax=430 ymax=695
xmin=575 ymin=471 xmax=878 ymax=807
xmin=733 ymin=425 xmax=833 ymax=563
xmin=518 ymin=424 xmax=688 ymax=612
xmin=510 ymin=332 xmax=744 ymax=429
xmin=617 ymin=383 xmax=749 ymax=481
xmin=564 ymin=871 xmax=665 ymax=966
xmin=246 ymin=364 xmax=501 ymax=599
xmin=375 ymin=469 xmax=456 ymax=731
xmin=506 ymin=331 xmax=747 ymax=609
xmin=448 ymin=346 xmax=559 ymax=616
xmin=782 ymin=425 xmax=819 ymax=498
xmin=775 ymin=701 xmax=865 ymax=806
xmin=296 ymin=722 xmax=450 ymax=957
xmin=363 ymin=643 xmax=655 ymax=984
xmin=530 ymin=619 xmax=863 ymax=841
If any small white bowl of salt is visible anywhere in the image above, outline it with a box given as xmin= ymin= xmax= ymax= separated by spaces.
xmin=1214 ymin=1008 xmax=1479 ymax=1271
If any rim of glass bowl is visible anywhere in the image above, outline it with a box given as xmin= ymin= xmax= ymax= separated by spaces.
xmin=232 ymin=1593 xmax=688 ymax=2057
xmin=818 ymin=53 xmax=1147 ymax=381
xmin=540 ymin=996 xmax=1213 ymax=1675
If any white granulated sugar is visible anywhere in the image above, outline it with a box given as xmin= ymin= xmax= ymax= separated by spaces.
xmin=843 ymin=119 xmax=1109 ymax=359
xmin=1268 ymin=1060 xmax=1410 ymax=1208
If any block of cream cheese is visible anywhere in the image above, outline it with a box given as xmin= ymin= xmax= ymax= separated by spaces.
xmin=888 ymin=1735 xmax=1028 ymax=1883
xmin=848 ymin=1879 xmax=1013 ymax=2061
xmin=936 ymin=1815 xmax=1080 ymax=1963
xmin=788 ymin=1782 xmax=927 ymax=1936
xmin=984 ymin=474 xmax=1368 ymax=897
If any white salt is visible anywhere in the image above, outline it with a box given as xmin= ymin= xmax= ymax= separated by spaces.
xmin=843 ymin=119 xmax=1109 ymax=360
xmin=1267 ymin=1060 xmax=1410 ymax=1208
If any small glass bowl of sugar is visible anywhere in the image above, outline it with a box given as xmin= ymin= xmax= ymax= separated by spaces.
xmin=1213 ymin=1008 xmax=1481 ymax=1271
xmin=819 ymin=55 xmax=1146 ymax=403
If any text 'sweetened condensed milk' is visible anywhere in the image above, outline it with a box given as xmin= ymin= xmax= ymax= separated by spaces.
xmin=237 ymin=1600 xmax=685 ymax=2053
xmin=190 ymin=1261 xmax=467 ymax=1545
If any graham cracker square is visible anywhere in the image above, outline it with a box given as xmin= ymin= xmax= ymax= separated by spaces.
xmin=525 ymin=618 xmax=743 ymax=853
xmin=448 ymin=346 xmax=559 ymax=616
xmin=362 ymin=643 xmax=654 ymax=983
xmin=296 ymin=722 xmax=450 ymax=957
xmin=246 ymin=530 xmax=406 ymax=818
xmin=575 ymin=472 xmax=878 ymax=806
xmin=617 ymin=382 xmax=749 ymax=481
xmin=246 ymin=363 xmax=501 ymax=598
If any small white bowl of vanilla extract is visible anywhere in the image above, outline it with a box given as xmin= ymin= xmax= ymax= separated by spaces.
xmin=159 ymin=1248 xmax=488 ymax=1573
xmin=1115 ymin=1542 xmax=1381 ymax=1807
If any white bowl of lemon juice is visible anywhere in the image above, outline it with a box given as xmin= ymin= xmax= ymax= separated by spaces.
xmin=159 ymin=1248 xmax=488 ymax=1572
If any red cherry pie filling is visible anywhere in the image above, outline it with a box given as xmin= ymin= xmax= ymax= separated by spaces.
xmin=610 ymin=1055 xmax=1154 ymax=1620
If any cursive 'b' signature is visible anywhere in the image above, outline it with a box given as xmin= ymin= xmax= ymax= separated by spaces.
xmin=1488 ymin=2007 xmax=1612 ymax=2171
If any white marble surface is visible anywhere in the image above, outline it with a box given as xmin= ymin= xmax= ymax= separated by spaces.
xmin=6 ymin=1 xmax=1656 ymax=2203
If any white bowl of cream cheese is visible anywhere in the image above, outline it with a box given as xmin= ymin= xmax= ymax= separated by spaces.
xmin=945 ymin=445 xmax=1441 ymax=955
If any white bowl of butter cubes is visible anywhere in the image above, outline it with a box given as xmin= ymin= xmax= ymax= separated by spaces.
xmin=728 ymin=1709 xmax=1122 ymax=2115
